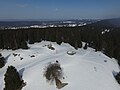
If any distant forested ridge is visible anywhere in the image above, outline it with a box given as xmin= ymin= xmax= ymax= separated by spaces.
xmin=0 ymin=21 xmax=120 ymax=66
xmin=79 ymin=24 xmax=120 ymax=65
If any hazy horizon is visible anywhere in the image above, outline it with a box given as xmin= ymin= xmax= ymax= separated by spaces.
xmin=0 ymin=18 xmax=101 ymax=21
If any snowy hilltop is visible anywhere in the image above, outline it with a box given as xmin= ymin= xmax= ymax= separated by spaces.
xmin=0 ymin=41 xmax=120 ymax=90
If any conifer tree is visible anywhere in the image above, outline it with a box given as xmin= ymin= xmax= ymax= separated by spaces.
xmin=4 ymin=66 xmax=25 ymax=90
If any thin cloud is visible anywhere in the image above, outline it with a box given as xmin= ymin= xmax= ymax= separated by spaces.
xmin=16 ymin=4 xmax=28 ymax=8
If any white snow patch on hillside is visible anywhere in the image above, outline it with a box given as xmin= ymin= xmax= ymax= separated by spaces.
xmin=0 ymin=41 xmax=120 ymax=90
xmin=102 ymin=29 xmax=110 ymax=34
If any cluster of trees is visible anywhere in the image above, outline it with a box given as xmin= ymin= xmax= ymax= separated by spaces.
xmin=79 ymin=24 xmax=120 ymax=66
xmin=0 ymin=30 xmax=28 ymax=50
xmin=0 ymin=23 xmax=120 ymax=65
xmin=0 ymin=27 xmax=82 ymax=50
xmin=4 ymin=66 xmax=25 ymax=90
xmin=26 ymin=27 xmax=82 ymax=49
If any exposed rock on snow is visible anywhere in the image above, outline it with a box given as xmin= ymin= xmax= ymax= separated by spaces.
xmin=67 ymin=51 xmax=76 ymax=55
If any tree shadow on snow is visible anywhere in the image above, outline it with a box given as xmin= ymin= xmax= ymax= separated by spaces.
xmin=4 ymin=54 xmax=11 ymax=63
xmin=19 ymin=68 xmax=25 ymax=77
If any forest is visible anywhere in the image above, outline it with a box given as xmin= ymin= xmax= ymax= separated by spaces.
xmin=0 ymin=24 xmax=120 ymax=66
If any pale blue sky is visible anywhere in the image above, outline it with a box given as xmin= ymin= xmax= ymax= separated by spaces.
xmin=0 ymin=0 xmax=120 ymax=20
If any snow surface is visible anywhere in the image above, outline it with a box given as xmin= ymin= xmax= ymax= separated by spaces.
xmin=101 ymin=29 xmax=110 ymax=34
xmin=0 ymin=41 xmax=120 ymax=90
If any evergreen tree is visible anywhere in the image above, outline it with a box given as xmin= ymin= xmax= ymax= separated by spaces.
xmin=4 ymin=66 xmax=25 ymax=90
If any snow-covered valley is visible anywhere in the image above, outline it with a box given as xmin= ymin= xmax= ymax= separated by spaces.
xmin=0 ymin=41 xmax=120 ymax=90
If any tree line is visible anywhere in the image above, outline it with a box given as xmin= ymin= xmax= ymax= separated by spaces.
xmin=0 ymin=27 xmax=82 ymax=50
xmin=0 ymin=25 xmax=120 ymax=65
xmin=79 ymin=24 xmax=120 ymax=65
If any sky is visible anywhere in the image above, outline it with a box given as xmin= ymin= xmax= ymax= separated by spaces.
xmin=0 ymin=0 xmax=120 ymax=20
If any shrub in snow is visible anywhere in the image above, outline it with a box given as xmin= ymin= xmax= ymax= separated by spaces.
xmin=0 ymin=53 xmax=5 ymax=68
xmin=115 ymin=72 xmax=120 ymax=84
xmin=47 ymin=44 xmax=55 ymax=50
xmin=30 ymin=55 xmax=35 ymax=58
xmin=67 ymin=51 xmax=76 ymax=55
xmin=43 ymin=62 xmax=63 ymax=83
xmin=20 ymin=57 xmax=23 ymax=60
xmin=44 ymin=61 xmax=68 ymax=89
xmin=13 ymin=53 xmax=18 ymax=57
xmin=4 ymin=66 xmax=26 ymax=90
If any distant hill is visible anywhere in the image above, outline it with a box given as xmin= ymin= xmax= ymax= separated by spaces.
xmin=90 ymin=18 xmax=120 ymax=27
xmin=0 ymin=19 xmax=97 ymax=28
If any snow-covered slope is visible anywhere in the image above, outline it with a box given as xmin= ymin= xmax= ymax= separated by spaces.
xmin=0 ymin=41 xmax=120 ymax=90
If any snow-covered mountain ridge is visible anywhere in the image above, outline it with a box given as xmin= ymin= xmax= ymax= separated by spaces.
xmin=0 ymin=19 xmax=97 ymax=30
xmin=0 ymin=41 xmax=120 ymax=90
